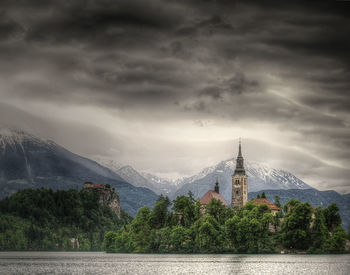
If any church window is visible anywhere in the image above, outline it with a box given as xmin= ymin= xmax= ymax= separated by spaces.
xmin=236 ymin=190 xmax=239 ymax=195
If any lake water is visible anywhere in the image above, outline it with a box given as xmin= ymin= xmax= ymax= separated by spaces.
xmin=0 ymin=252 xmax=349 ymax=274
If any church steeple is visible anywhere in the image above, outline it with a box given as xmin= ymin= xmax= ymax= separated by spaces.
xmin=232 ymin=139 xmax=248 ymax=208
xmin=234 ymin=139 xmax=246 ymax=175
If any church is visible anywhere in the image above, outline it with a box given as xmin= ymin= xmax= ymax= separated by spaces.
xmin=231 ymin=140 xmax=248 ymax=208
xmin=200 ymin=140 xmax=248 ymax=208
xmin=200 ymin=140 xmax=279 ymax=212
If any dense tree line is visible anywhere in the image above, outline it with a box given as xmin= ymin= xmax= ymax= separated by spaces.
xmin=0 ymin=188 xmax=132 ymax=251
xmin=104 ymin=193 xmax=349 ymax=254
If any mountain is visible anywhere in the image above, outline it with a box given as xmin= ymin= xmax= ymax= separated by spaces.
xmin=141 ymin=171 xmax=184 ymax=195
xmin=0 ymin=127 xmax=158 ymax=216
xmin=171 ymin=159 xmax=312 ymax=203
xmin=248 ymin=189 xmax=350 ymax=230
xmin=93 ymin=157 xmax=182 ymax=195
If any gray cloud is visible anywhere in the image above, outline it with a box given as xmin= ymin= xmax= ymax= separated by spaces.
xmin=0 ymin=0 xmax=349 ymax=192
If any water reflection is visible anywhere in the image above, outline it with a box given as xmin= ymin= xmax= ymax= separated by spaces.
xmin=0 ymin=252 xmax=349 ymax=275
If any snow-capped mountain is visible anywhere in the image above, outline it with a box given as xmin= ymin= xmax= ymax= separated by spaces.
xmin=141 ymin=172 xmax=184 ymax=195
xmin=171 ymin=159 xmax=312 ymax=203
xmin=93 ymin=155 xmax=312 ymax=201
xmin=0 ymin=127 xmax=158 ymax=215
xmin=92 ymin=157 xmax=182 ymax=195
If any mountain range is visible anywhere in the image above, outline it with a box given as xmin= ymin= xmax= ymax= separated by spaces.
xmin=0 ymin=128 xmax=158 ymax=216
xmin=0 ymin=127 xmax=349 ymax=228
xmin=96 ymin=156 xmax=312 ymax=204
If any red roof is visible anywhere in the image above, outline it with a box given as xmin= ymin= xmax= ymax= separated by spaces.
xmin=200 ymin=190 xmax=228 ymax=207
xmin=252 ymin=198 xmax=280 ymax=210
xmin=92 ymin=184 xmax=106 ymax=188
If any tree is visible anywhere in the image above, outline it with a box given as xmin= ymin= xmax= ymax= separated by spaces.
xmin=170 ymin=225 xmax=187 ymax=251
xmin=281 ymin=201 xmax=313 ymax=250
xmin=205 ymin=198 xmax=227 ymax=225
xmin=103 ymin=231 xmax=118 ymax=252
xmin=323 ymin=203 xmax=341 ymax=232
xmin=274 ymin=195 xmax=281 ymax=209
xmin=261 ymin=192 xmax=266 ymax=199
xmin=149 ymin=195 xmax=170 ymax=229
xmin=172 ymin=195 xmax=196 ymax=227
xmin=130 ymin=206 xmax=151 ymax=252
xmin=193 ymin=216 xmax=222 ymax=252
xmin=309 ymin=207 xmax=328 ymax=252
xmin=324 ymin=226 xmax=347 ymax=253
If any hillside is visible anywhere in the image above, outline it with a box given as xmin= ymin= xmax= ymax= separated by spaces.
xmin=0 ymin=128 xmax=158 ymax=216
xmin=0 ymin=188 xmax=132 ymax=251
xmin=248 ymin=189 xmax=350 ymax=230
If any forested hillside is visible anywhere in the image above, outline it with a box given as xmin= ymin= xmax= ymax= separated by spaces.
xmin=0 ymin=188 xmax=132 ymax=251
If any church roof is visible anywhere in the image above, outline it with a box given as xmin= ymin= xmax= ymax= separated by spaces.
xmin=252 ymin=198 xmax=280 ymax=211
xmin=200 ymin=190 xmax=228 ymax=207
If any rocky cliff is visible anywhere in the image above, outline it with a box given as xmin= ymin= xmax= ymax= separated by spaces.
xmin=84 ymin=182 xmax=121 ymax=218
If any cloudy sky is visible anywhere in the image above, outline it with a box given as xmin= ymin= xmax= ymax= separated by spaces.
xmin=0 ymin=0 xmax=349 ymax=192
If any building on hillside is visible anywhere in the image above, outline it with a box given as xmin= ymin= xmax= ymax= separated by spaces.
xmin=231 ymin=140 xmax=248 ymax=208
xmin=83 ymin=182 xmax=120 ymax=218
xmin=83 ymin=181 xmax=114 ymax=191
xmin=252 ymin=198 xmax=281 ymax=215
xmin=200 ymin=181 xmax=228 ymax=207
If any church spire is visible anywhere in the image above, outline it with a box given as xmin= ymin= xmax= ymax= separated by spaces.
xmin=234 ymin=139 xmax=245 ymax=175
xmin=238 ymin=137 xmax=242 ymax=157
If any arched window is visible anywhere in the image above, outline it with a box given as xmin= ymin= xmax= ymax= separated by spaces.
xmin=236 ymin=190 xmax=239 ymax=195
xmin=235 ymin=179 xmax=240 ymax=185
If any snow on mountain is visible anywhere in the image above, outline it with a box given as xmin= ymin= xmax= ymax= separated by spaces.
xmin=92 ymin=157 xmax=124 ymax=172
xmin=0 ymin=127 xmax=158 ymax=215
xmin=0 ymin=127 xmax=53 ymax=150
xmin=94 ymin=155 xmax=312 ymax=201
xmin=93 ymin=157 xmax=181 ymax=196
xmin=141 ymin=172 xmax=184 ymax=195
xmin=171 ymin=159 xmax=312 ymax=203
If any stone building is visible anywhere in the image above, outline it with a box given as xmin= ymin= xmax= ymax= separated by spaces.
xmin=231 ymin=141 xmax=248 ymax=208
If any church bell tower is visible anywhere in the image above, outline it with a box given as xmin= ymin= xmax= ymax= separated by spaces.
xmin=231 ymin=139 xmax=248 ymax=208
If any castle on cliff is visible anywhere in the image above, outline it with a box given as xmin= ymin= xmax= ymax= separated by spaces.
xmin=83 ymin=182 xmax=121 ymax=218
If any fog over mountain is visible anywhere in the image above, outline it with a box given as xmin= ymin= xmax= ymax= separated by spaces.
xmin=0 ymin=1 xmax=349 ymax=193
xmin=0 ymin=127 xmax=158 ymax=216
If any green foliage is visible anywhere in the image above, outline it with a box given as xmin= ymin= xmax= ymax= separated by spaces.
xmin=309 ymin=207 xmax=328 ymax=252
xmin=324 ymin=226 xmax=347 ymax=253
xmin=0 ymin=188 xmax=132 ymax=251
xmin=130 ymin=206 xmax=152 ymax=252
xmin=149 ymin=195 xmax=171 ymax=229
xmin=172 ymin=195 xmax=196 ymax=227
xmin=102 ymin=194 xmax=346 ymax=254
xmin=281 ymin=200 xmax=313 ymax=250
xmin=225 ymin=203 xmax=275 ymax=253
xmin=274 ymin=195 xmax=281 ymax=209
xmin=205 ymin=198 xmax=227 ymax=225
xmin=323 ymin=203 xmax=341 ymax=232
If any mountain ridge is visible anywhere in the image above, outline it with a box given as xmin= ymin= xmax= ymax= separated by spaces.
xmin=0 ymin=127 xmax=158 ymax=216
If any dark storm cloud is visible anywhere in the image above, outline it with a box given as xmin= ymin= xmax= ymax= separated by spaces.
xmin=0 ymin=0 xmax=350 ymax=191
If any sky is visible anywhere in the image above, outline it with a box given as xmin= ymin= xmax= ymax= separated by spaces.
xmin=0 ymin=0 xmax=349 ymax=193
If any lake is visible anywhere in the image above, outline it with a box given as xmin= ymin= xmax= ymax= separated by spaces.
xmin=0 ymin=252 xmax=349 ymax=274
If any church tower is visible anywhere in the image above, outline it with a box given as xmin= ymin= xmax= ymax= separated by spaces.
xmin=231 ymin=140 xmax=248 ymax=208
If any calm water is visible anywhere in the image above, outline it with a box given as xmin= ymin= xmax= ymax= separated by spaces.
xmin=0 ymin=252 xmax=349 ymax=275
